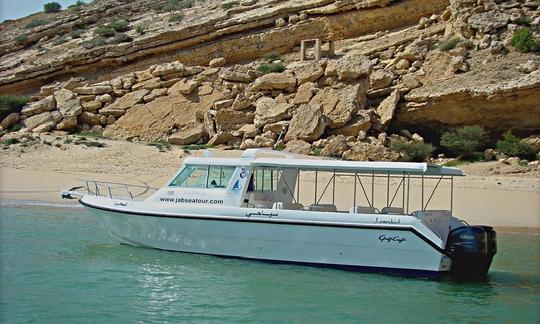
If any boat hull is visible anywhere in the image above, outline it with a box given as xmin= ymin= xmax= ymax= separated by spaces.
xmin=81 ymin=199 xmax=451 ymax=278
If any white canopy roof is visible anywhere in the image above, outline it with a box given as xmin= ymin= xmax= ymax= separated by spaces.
xmin=251 ymin=158 xmax=463 ymax=176
xmin=183 ymin=152 xmax=463 ymax=176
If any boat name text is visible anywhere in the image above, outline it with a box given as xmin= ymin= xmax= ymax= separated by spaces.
xmin=374 ymin=217 xmax=401 ymax=224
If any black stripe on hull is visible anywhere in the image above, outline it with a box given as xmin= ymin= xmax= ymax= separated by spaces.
xmin=80 ymin=199 xmax=447 ymax=254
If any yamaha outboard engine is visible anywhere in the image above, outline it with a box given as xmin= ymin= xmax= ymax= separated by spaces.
xmin=446 ymin=226 xmax=497 ymax=280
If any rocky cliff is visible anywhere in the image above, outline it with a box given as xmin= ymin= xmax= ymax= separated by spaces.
xmin=1 ymin=0 xmax=539 ymax=161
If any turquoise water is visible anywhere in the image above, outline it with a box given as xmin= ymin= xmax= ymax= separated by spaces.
xmin=1 ymin=204 xmax=539 ymax=323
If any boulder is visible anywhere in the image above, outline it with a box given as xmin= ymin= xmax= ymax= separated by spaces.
xmin=79 ymin=112 xmax=101 ymax=125
xmin=143 ymin=88 xmax=168 ymax=103
xmin=342 ymin=142 xmax=400 ymax=161
xmin=289 ymin=61 xmax=325 ymax=85
xmin=168 ymin=124 xmax=204 ymax=145
xmin=293 ymin=82 xmax=316 ymax=105
xmin=376 ymin=90 xmax=400 ymax=131
xmin=82 ymin=101 xmax=102 ymax=112
xmin=168 ymin=79 xmax=200 ymax=95
xmin=55 ymin=117 xmax=78 ymax=130
xmin=238 ymin=124 xmax=259 ymax=138
xmin=73 ymin=85 xmax=113 ymax=95
xmin=1 ymin=112 xmax=20 ymax=129
xmin=327 ymin=110 xmax=371 ymax=137
xmin=151 ymin=61 xmax=186 ymax=78
xmin=249 ymin=73 xmax=297 ymax=92
xmin=21 ymin=96 xmax=56 ymax=117
xmin=309 ymin=84 xmax=367 ymax=129
xmin=209 ymin=57 xmax=226 ymax=68
xmin=219 ymin=69 xmax=252 ymax=83
xmin=231 ymin=93 xmax=252 ymax=110
xmin=285 ymin=140 xmax=312 ymax=155
xmin=54 ymin=89 xmax=76 ymax=107
xmin=254 ymin=97 xmax=294 ymax=127
xmin=320 ymin=135 xmax=350 ymax=157
xmin=284 ymin=104 xmax=326 ymax=142
xmin=23 ymin=111 xmax=54 ymax=130
xmin=214 ymin=110 xmax=254 ymax=132
xmin=263 ymin=121 xmax=289 ymax=134
xmin=100 ymin=89 xmax=149 ymax=117
xmin=58 ymin=98 xmax=83 ymax=117
xmin=325 ymin=54 xmax=372 ymax=81
xmin=132 ymin=77 xmax=162 ymax=91
xmin=370 ymin=70 xmax=395 ymax=90
xmin=208 ymin=131 xmax=240 ymax=146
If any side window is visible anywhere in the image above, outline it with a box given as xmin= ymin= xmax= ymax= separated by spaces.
xmin=169 ymin=165 xmax=208 ymax=188
xmin=254 ymin=169 xmax=276 ymax=191
xmin=207 ymin=166 xmax=235 ymax=188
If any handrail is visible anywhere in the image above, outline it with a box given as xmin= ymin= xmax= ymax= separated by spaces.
xmin=77 ymin=179 xmax=158 ymax=200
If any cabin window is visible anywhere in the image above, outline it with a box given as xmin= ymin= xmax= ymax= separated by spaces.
xmin=254 ymin=169 xmax=277 ymax=191
xmin=169 ymin=165 xmax=235 ymax=189
xmin=207 ymin=166 xmax=235 ymax=188
xmin=169 ymin=165 xmax=208 ymax=188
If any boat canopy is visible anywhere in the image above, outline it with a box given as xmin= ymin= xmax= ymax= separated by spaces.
xmin=183 ymin=155 xmax=463 ymax=176
xmin=252 ymin=158 xmax=462 ymax=176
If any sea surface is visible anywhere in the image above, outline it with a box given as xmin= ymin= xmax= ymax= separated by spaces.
xmin=1 ymin=203 xmax=539 ymax=323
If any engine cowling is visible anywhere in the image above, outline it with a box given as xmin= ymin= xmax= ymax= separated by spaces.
xmin=446 ymin=226 xmax=497 ymax=280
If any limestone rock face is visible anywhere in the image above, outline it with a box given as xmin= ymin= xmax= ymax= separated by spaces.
xmin=377 ymin=90 xmax=400 ymax=131
xmin=254 ymin=97 xmax=294 ymax=127
xmin=285 ymin=104 xmax=326 ymax=142
xmin=320 ymin=135 xmax=350 ymax=157
xmin=100 ymin=89 xmax=149 ymax=117
xmin=103 ymin=91 xmax=226 ymax=141
xmin=326 ymin=54 xmax=372 ymax=81
xmin=343 ymin=142 xmax=400 ymax=161
xmin=249 ymin=73 xmax=297 ymax=92
xmin=21 ymin=96 xmax=56 ymax=117
xmin=23 ymin=111 xmax=54 ymax=130
xmin=168 ymin=124 xmax=204 ymax=145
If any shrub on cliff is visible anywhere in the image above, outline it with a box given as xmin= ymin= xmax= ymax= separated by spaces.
xmin=108 ymin=18 xmax=129 ymax=32
xmin=44 ymin=2 xmax=62 ymax=13
xmin=440 ymin=125 xmax=489 ymax=158
xmin=0 ymin=95 xmax=29 ymax=120
xmin=511 ymin=28 xmax=540 ymax=53
xmin=111 ymin=33 xmax=133 ymax=44
xmin=390 ymin=141 xmax=434 ymax=162
xmin=169 ymin=13 xmax=184 ymax=22
xmin=82 ymin=36 xmax=107 ymax=49
xmin=257 ymin=63 xmax=286 ymax=74
xmin=496 ymin=131 xmax=536 ymax=160
xmin=15 ymin=34 xmax=28 ymax=45
xmin=25 ymin=18 xmax=47 ymax=29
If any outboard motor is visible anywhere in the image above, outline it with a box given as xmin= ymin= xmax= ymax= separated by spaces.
xmin=446 ymin=226 xmax=497 ymax=280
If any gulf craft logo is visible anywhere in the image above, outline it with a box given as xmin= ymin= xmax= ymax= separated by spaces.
xmin=378 ymin=234 xmax=407 ymax=244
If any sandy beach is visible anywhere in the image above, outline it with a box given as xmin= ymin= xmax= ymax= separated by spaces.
xmin=1 ymin=134 xmax=539 ymax=232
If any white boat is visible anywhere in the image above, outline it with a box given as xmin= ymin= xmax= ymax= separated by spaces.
xmin=62 ymin=149 xmax=496 ymax=280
